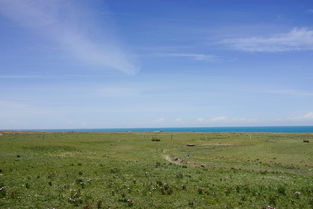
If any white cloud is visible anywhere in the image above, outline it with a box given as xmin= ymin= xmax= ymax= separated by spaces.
xmin=156 ymin=53 xmax=220 ymax=62
xmin=211 ymin=116 xmax=229 ymax=122
xmin=290 ymin=112 xmax=313 ymax=121
xmin=155 ymin=118 xmax=166 ymax=123
xmin=0 ymin=0 xmax=139 ymax=74
xmin=302 ymin=112 xmax=313 ymax=120
xmin=210 ymin=116 xmax=257 ymax=123
xmin=195 ymin=116 xmax=257 ymax=123
xmin=175 ymin=118 xmax=184 ymax=123
xmin=265 ymin=89 xmax=313 ymax=96
xmin=0 ymin=75 xmax=49 ymax=79
xmin=196 ymin=117 xmax=205 ymax=122
xmin=222 ymin=28 xmax=313 ymax=52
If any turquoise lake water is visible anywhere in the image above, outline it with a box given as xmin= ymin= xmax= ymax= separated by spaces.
xmin=14 ymin=126 xmax=313 ymax=133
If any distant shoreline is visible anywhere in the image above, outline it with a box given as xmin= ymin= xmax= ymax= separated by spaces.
xmin=1 ymin=126 xmax=313 ymax=133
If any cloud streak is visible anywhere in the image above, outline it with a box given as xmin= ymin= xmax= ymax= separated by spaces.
xmin=222 ymin=28 xmax=313 ymax=52
xmin=156 ymin=53 xmax=220 ymax=62
xmin=289 ymin=112 xmax=313 ymax=121
xmin=0 ymin=0 xmax=139 ymax=74
xmin=195 ymin=116 xmax=257 ymax=123
xmin=209 ymin=116 xmax=257 ymax=123
xmin=265 ymin=89 xmax=313 ymax=97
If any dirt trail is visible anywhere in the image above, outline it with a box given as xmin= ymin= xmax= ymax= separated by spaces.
xmin=162 ymin=154 xmax=206 ymax=168
xmin=162 ymin=154 xmax=183 ymax=165
xmin=201 ymin=143 xmax=232 ymax=146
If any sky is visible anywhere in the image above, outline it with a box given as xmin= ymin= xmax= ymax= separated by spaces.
xmin=0 ymin=0 xmax=313 ymax=129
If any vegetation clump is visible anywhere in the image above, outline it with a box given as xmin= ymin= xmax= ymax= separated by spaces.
xmin=151 ymin=136 xmax=160 ymax=141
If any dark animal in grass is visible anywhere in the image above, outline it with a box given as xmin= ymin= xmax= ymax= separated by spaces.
xmin=151 ymin=137 xmax=160 ymax=142
xmin=186 ymin=144 xmax=195 ymax=147
xmin=303 ymin=139 xmax=310 ymax=143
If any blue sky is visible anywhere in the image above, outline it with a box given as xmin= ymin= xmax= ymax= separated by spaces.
xmin=0 ymin=0 xmax=313 ymax=129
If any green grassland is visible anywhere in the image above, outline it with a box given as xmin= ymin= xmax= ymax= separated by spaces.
xmin=0 ymin=132 xmax=313 ymax=209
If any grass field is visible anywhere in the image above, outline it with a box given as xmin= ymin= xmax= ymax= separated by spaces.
xmin=0 ymin=132 xmax=313 ymax=209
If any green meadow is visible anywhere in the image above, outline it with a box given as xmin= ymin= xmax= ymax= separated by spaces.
xmin=0 ymin=132 xmax=313 ymax=209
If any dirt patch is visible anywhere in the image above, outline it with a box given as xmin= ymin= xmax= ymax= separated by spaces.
xmin=202 ymin=143 xmax=233 ymax=146
xmin=163 ymin=155 xmax=182 ymax=165
xmin=162 ymin=154 xmax=206 ymax=168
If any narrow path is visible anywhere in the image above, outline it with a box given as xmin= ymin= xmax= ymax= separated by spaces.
xmin=162 ymin=154 xmax=205 ymax=168
xmin=162 ymin=154 xmax=183 ymax=165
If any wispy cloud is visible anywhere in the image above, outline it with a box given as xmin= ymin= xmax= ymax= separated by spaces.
xmin=308 ymin=9 xmax=313 ymax=14
xmin=289 ymin=112 xmax=313 ymax=121
xmin=300 ymin=112 xmax=313 ymax=120
xmin=222 ymin=28 xmax=313 ymax=52
xmin=195 ymin=116 xmax=257 ymax=123
xmin=175 ymin=118 xmax=184 ymax=123
xmin=210 ymin=116 xmax=257 ymax=123
xmin=155 ymin=53 xmax=220 ymax=62
xmin=155 ymin=118 xmax=166 ymax=123
xmin=196 ymin=117 xmax=205 ymax=123
xmin=265 ymin=89 xmax=313 ymax=96
xmin=0 ymin=75 xmax=49 ymax=79
xmin=0 ymin=0 xmax=139 ymax=74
